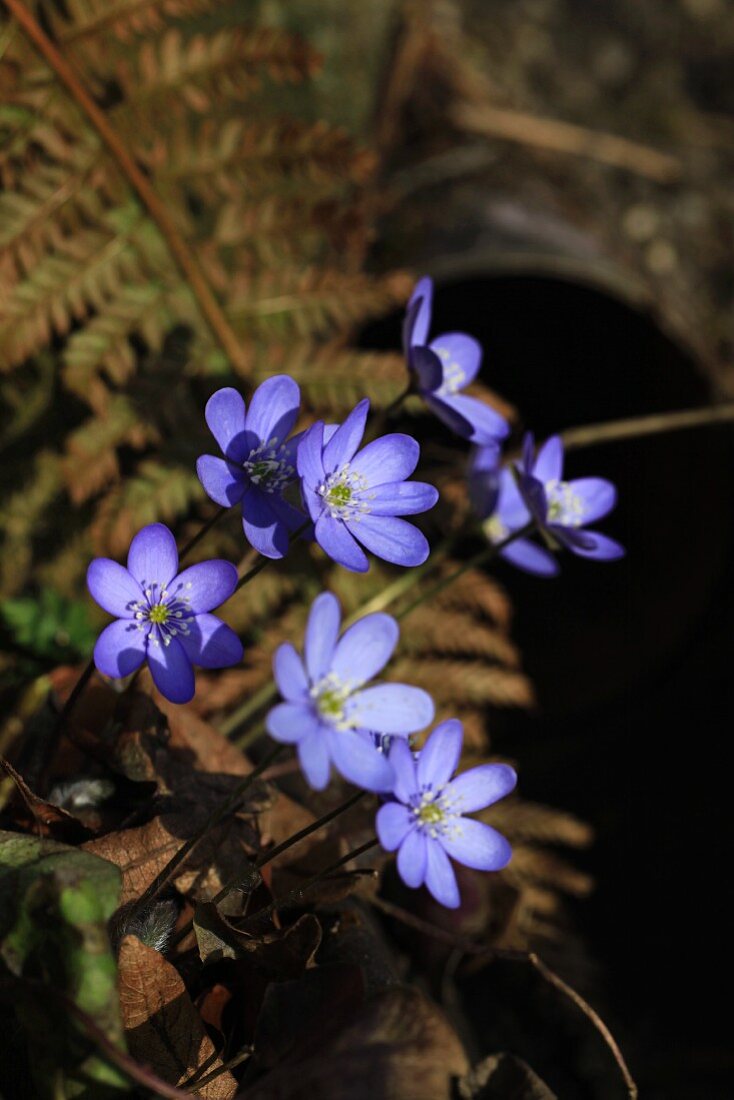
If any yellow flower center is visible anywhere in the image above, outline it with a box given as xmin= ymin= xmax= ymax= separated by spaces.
xmin=148 ymin=603 xmax=170 ymax=625
xmin=418 ymin=800 xmax=445 ymax=826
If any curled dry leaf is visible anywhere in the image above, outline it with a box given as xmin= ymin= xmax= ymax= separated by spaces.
xmin=118 ymin=933 xmax=237 ymax=1100
xmin=0 ymin=755 xmax=92 ymax=843
xmin=194 ymin=903 xmax=322 ymax=978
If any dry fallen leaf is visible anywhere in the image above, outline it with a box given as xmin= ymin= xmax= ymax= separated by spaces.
xmin=118 ymin=934 xmax=237 ymax=1100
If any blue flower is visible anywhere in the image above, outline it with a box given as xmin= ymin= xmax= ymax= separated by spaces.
xmin=87 ymin=523 xmax=243 ymax=704
xmin=403 ymin=276 xmax=509 ymax=445
xmin=470 ymin=434 xmax=625 ymax=574
xmin=266 ymin=592 xmax=434 ymax=792
xmin=377 ymin=719 xmax=516 ymax=909
xmin=297 ymin=398 xmax=439 ymax=573
xmin=196 ymin=376 xmax=305 ymax=559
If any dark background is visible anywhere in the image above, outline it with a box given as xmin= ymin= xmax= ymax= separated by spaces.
xmin=363 ymin=274 xmax=734 ymax=1098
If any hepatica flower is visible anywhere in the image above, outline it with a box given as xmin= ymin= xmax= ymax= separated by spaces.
xmin=377 ymin=719 xmax=516 ymax=908
xmin=297 ymin=398 xmax=438 ymax=573
xmin=197 ymin=376 xmax=305 ymax=559
xmin=266 ymin=592 xmax=434 ymax=792
xmin=87 ymin=523 xmax=243 ymax=704
xmin=403 ymin=276 xmax=509 ymax=446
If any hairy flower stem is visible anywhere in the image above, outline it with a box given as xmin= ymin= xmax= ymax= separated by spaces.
xmin=250 ymin=836 xmax=379 ymax=923
xmin=169 ymin=789 xmax=367 ymax=948
xmin=126 ymin=744 xmax=284 ymax=926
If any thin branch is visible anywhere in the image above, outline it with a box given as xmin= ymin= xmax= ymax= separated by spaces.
xmin=3 ymin=0 xmax=249 ymax=376
xmin=251 ymin=837 xmax=379 ymax=922
xmin=456 ymin=101 xmax=681 ymax=183
xmin=369 ymin=897 xmax=637 ymax=1099
xmin=563 ymin=401 xmax=734 ymax=451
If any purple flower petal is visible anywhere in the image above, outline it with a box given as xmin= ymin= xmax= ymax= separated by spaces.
xmin=402 ymin=295 xmax=424 ymax=357
xmin=322 ymin=399 xmax=369 ymax=472
xmin=244 ymin=374 xmax=300 ymax=446
xmin=366 ymin=481 xmax=439 ymax=517
xmin=315 ymin=514 xmax=369 ymax=572
xmin=87 ymin=559 xmax=142 ymax=618
xmin=495 ymin=468 xmax=532 ymax=529
xmin=127 ymin=524 xmax=179 ymax=590
xmin=172 ymin=560 xmax=238 ymax=613
xmin=205 ymin=387 xmax=250 ymax=463
xmin=411 ymin=345 xmax=443 ymax=391
xmin=297 ymin=729 xmax=331 ymax=790
xmin=376 ymin=802 xmax=413 ymax=851
xmin=348 ymin=514 xmax=430 ymax=568
xmin=416 ymin=719 xmax=463 ymax=791
xmin=568 ymin=477 xmax=617 ymax=524
xmin=500 ymin=538 xmax=559 ymax=577
xmin=533 ymin=435 xmax=564 ymax=482
xmin=242 ymin=487 xmax=290 ymax=559
xmin=304 ymin=591 xmax=341 ymax=682
xmin=196 ymin=455 xmax=246 ymax=508
xmin=429 ymin=332 xmax=482 ymax=387
xmin=445 ymin=762 xmax=517 ymax=813
xmin=521 ymin=432 xmax=536 ymax=474
xmin=176 ymin=613 xmax=242 ymax=669
xmin=267 ymin=701 xmax=322 ymax=744
xmin=565 ymin=529 xmax=625 ymax=561
xmin=397 ymin=827 xmax=427 ymax=888
xmin=406 ymin=276 xmax=433 ymax=348
xmin=431 ymin=393 xmax=509 ymax=444
xmin=93 ymin=619 xmax=147 ymax=679
xmin=331 ymin=612 xmax=398 ymax=688
xmin=273 ymin=642 xmax=309 ymax=701
xmin=389 ymin=737 xmax=419 ymax=803
xmin=345 ymin=683 xmax=434 ymax=734
xmin=425 ymin=394 xmax=474 ymax=438
xmin=441 ymin=818 xmax=512 ymax=872
xmin=326 ymin=728 xmax=395 ymax=792
xmin=350 ymin=433 xmax=419 ymax=485
xmin=297 ymin=421 xmax=326 ymax=490
xmin=468 ymin=444 xmax=501 ymax=519
xmin=147 ymin=633 xmax=195 ymax=704
xmin=424 ymin=838 xmax=460 ymax=907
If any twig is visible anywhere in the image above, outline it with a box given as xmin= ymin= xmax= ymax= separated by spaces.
xmin=369 ymin=897 xmax=637 ymax=1098
xmin=178 ymin=507 xmax=228 ymax=562
xmin=563 ymin=401 xmax=734 ymax=451
xmin=456 ymin=101 xmax=681 ymax=183
xmin=250 ymin=837 xmax=379 ymax=922
xmin=3 ymin=0 xmax=249 ymax=375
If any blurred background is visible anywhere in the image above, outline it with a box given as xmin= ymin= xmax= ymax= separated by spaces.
xmin=2 ymin=1 xmax=734 ymax=1096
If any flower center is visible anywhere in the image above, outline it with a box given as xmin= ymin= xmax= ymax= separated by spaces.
xmin=129 ymin=580 xmax=195 ymax=648
xmin=435 ymin=346 xmax=466 ymax=395
xmin=317 ymin=464 xmax=373 ymax=521
xmin=545 ymin=479 xmax=585 ymax=526
xmin=412 ymin=789 xmax=462 ymax=840
xmin=310 ymin=673 xmax=353 ymax=730
xmin=242 ymin=438 xmax=294 ymax=494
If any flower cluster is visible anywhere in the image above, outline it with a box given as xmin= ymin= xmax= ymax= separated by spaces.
xmin=83 ymin=274 xmax=626 ymax=909
xmin=267 ymin=595 xmax=516 ymax=908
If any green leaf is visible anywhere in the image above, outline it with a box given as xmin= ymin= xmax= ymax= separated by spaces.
xmin=1 ymin=587 xmax=97 ymax=663
xmin=0 ymin=831 xmax=127 ymax=1097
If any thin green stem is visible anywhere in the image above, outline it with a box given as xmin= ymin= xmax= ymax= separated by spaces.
xmin=178 ymin=505 xmax=227 ymax=562
xmin=126 ymin=743 xmax=284 ymax=925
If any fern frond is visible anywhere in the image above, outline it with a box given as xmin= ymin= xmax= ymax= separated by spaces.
xmin=503 ymin=846 xmax=594 ymax=898
xmin=401 ymin=605 xmax=521 ymax=667
xmin=486 ymin=800 xmax=594 ymax=849
xmin=0 ymin=450 xmax=62 ymax=596
xmin=62 ymin=395 xmax=160 ymax=503
xmin=391 ymin=657 xmax=535 ymax=709
xmin=90 ymin=461 xmax=205 ymax=554
xmin=50 ymin=0 xmax=222 ymax=47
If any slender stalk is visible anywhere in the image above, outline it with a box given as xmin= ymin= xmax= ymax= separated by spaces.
xmin=3 ymin=0 xmax=249 ymax=375
xmin=250 ymin=837 xmax=379 ymax=923
xmin=563 ymin=400 xmax=734 ymax=451
xmin=126 ymin=744 xmax=284 ymax=924
xmin=234 ymin=554 xmax=271 ymax=592
xmin=364 ymin=383 xmax=413 ymax=442
xmin=178 ymin=506 xmax=227 ymax=562
xmin=181 ymin=1048 xmax=252 ymax=1092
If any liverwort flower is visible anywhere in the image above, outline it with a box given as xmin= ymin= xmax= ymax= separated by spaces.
xmin=516 ymin=433 xmax=625 ymax=563
xmin=297 ymin=398 xmax=439 ymax=573
xmin=403 ymin=276 xmax=509 ymax=445
xmin=377 ymin=719 xmax=516 ymax=909
xmin=469 ymin=442 xmax=559 ymax=577
xmin=196 ymin=376 xmax=305 ymax=559
xmin=266 ymin=592 xmax=434 ymax=792
xmin=87 ymin=523 xmax=243 ymax=704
